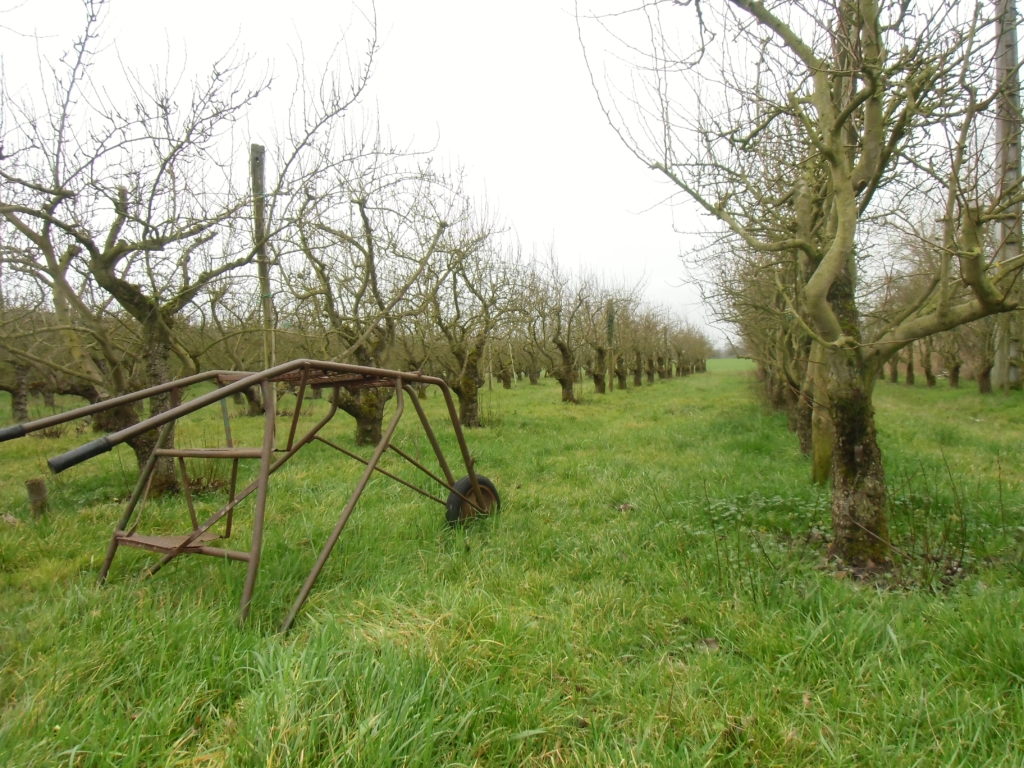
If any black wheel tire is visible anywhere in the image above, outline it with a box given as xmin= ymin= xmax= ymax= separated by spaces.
xmin=445 ymin=475 xmax=500 ymax=526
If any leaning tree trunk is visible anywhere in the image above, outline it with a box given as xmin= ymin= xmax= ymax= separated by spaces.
xmin=825 ymin=352 xmax=890 ymax=567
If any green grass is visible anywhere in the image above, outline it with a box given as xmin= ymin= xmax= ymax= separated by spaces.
xmin=1 ymin=362 xmax=1023 ymax=766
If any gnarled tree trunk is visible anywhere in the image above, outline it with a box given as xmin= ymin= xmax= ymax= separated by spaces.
xmin=826 ymin=354 xmax=889 ymax=567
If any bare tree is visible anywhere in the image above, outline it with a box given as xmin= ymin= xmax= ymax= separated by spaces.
xmin=584 ymin=0 xmax=1024 ymax=565
xmin=282 ymin=153 xmax=464 ymax=443
xmin=0 ymin=0 xmax=376 ymax=488
xmin=427 ymin=233 xmax=522 ymax=427
xmin=531 ymin=260 xmax=593 ymax=404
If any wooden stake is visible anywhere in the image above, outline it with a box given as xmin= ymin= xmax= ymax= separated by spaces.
xmin=26 ymin=477 xmax=47 ymax=519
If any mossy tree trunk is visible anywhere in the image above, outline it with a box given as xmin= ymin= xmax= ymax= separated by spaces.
xmin=334 ymin=386 xmax=391 ymax=446
xmin=551 ymin=337 xmax=578 ymax=403
xmin=453 ymin=341 xmax=485 ymax=427
xmin=825 ymin=354 xmax=889 ymax=566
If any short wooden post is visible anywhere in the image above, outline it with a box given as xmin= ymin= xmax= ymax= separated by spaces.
xmin=26 ymin=477 xmax=48 ymax=519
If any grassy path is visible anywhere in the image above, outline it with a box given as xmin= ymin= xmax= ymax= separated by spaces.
xmin=1 ymin=361 xmax=1022 ymax=766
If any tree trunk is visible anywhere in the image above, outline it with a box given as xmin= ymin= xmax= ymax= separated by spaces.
xmin=616 ymin=355 xmax=628 ymax=390
xmin=244 ymin=386 xmax=263 ymax=416
xmin=497 ymin=364 xmax=513 ymax=390
xmin=826 ymin=356 xmax=890 ymax=567
xmin=887 ymin=359 xmax=898 ymax=383
xmin=12 ymin=364 xmax=30 ymax=422
xmin=948 ymin=363 xmax=961 ymax=388
xmin=633 ymin=352 xmax=644 ymax=386
xmin=593 ymin=346 xmax=607 ymax=394
xmin=904 ymin=345 xmax=915 ymax=386
xmin=809 ymin=342 xmax=833 ymax=486
xmin=795 ymin=385 xmax=813 ymax=455
xmin=335 ymin=386 xmax=391 ymax=445
xmin=978 ymin=363 xmax=994 ymax=394
xmin=135 ymin=320 xmax=178 ymax=495
xmin=922 ymin=339 xmax=936 ymax=387
xmin=554 ymin=340 xmax=577 ymax=403
xmin=456 ymin=344 xmax=484 ymax=428
xmin=646 ymin=357 xmax=656 ymax=384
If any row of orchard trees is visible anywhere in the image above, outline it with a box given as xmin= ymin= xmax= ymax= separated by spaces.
xmin=0 ymin=1 xmax=711 ymax=489
xmin=583 ymin=0 xmax=1024 ymax=567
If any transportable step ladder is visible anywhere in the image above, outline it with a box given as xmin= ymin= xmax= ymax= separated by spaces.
xmin=1 ymin=360 xmax=500 ymax=631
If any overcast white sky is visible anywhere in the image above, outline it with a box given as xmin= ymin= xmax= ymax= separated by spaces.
xmin=2 ymin=0 xmax=716 ymax=333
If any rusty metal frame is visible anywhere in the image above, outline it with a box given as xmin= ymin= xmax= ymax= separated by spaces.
xmin=1 ymin=359 xmax=494 ymax=631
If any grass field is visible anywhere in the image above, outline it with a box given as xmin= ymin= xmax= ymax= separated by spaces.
xmin=1 ymin=360 xmax=1022 ymax=767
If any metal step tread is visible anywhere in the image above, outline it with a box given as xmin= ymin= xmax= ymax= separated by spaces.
xmin=113 ymin=530 xmax=250 ymax=562
xmin=154 ymin=447 xmax=264 ymax=458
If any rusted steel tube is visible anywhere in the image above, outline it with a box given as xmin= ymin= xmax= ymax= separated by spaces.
xmin=239 ymin=380 xmax=276 ymax=623
xmin=312 ymin=436 xmax=447 ymax=506
xmin=47 ymin=360 xmax=454 ymax=473
xmin=0 ymin=370 xmax=232 ymax=442
xmin=279 ymin=379 xmax=406 ymax=633
xmin=404 ymin=385 xmax=456 ymax=487
xmin=431 ymin=376 xmax=487 ymax=508
xmin=142 ymin=397 xmax=340 ymax=579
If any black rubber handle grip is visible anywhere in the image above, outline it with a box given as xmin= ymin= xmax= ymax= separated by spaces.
xmin=0 ymin=424 xmax=27 ymax=442
xmin=48 ymin=438 xmax=113 ymax=474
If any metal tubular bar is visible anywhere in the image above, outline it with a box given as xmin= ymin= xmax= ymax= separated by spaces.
xmin=178 ymin=457 xmax=200 ymax=529
xmin=395 ymin=388 xmax=486 ymax=515
xmin=0 ymin=370 xmax=231 ymax=441
xmin=311 ymin=436 xmax=446 ymax=506
xmin=98 ymin=420 xmax=175 ymax=583
xmin=139 ymin=396 xmax=341 ymax=581
xmin=286 ymin=369 xmax=310 ymax=451
xmin=49 ymin=360 xmax=455 ymax=472
xmin=386 ymin=444 xmax=457 ymax=499
xmin=279 ymin=379 xmax=406 ymax=633
xmin=239 ymin=380 xmax=277 ymax=622
xmin=50 ymin=360 xmax=490 ymax=630
xmin=430 ymin=379 xmax=487 ymax=509
xmin=404 ymin=385 xmax=456 ymax=486
xmin=226 ymin=457 xmax=239 ymax=539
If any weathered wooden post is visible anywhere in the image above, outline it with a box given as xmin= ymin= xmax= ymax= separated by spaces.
xmin=26 ymin=477 xmax=47 ymax=519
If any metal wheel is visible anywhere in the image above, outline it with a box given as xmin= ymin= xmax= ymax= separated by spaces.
xmin=445 ymin=475 xmax=500 ymax=525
